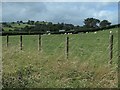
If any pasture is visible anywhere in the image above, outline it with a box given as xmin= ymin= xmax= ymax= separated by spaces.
xmin=2 ymin=28 xmax=118 ymax=88
xmin=2 ymin=23 xmax=35 ymax=31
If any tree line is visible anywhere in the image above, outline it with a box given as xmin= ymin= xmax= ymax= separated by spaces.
xmin=2 ymin=17 xmax=117 ymax=34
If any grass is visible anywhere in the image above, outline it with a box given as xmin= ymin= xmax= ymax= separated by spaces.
xmin=0 ymin=36 xmax=2 ymax=89
xmin=3 ymin=23 xmax=35 ymax=31
xmin=2 ymin=28 xmax=118 ymax=88
xmin=3 ymin=27 xmax=14 ymax=31
xmin=11 ymin=23 xmax=35 ymax=28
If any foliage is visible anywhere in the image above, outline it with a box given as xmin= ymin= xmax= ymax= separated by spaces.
xmin=83 ymin=18 xmax=100 ymax=28
xmin=100 ymin=20 xmax=111 ymax=28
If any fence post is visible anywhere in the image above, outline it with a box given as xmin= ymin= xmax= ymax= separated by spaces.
xmin=20 ymin=35 xmax=22 ymax=50
xmin=109 ymin=34 xmax=113 ymax=64
xmin=66 ymin=36 xmax=69 ymax=59
xmin=38 ymin=35 xmax=42 ymax=51
xmin=6 ymin=35 xmax=9 ymax=47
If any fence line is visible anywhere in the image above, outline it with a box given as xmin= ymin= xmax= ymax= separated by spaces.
xmin=38 ymin=35 xmax=42 ymax=51
xmin=20 ymin=35 xmax=22 ymax=50
xmin=109 ymin=34 xmax=113 ymax=64
xmin=6 ymin=35 xmax=9 ymax=47
xmin=5 ymin=34 xmax=114 ymax=64
xmin=66 ymin=36 xmax=69 ymax=59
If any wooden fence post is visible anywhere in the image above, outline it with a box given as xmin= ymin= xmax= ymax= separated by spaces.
xmin=66 ymin=36 xmax=69 ymax=59
xmin=20 ymin=35 xmax=22 ymax=50
xmin=6 ymin=35 xmax=9 ymax=47
xmin=109 ymin=34 xmax=113 ymax=64
xmin=38 ymin=35 xmax=41 ymax=51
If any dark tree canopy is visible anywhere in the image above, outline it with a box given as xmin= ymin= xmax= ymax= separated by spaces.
xmin=100 ymin=20 xmax=111 ymax=28
xmin=84 ymin=18 xmax=100 ymax=28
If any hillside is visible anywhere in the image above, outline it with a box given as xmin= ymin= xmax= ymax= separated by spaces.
xmin=2 ymin=27 xmax=118 ymax=88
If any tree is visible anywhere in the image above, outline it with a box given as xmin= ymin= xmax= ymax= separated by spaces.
xmin=48 ymin=22 xmax=52 ymax=25
xmin=2 ymin=22 xmax=12 ymax=27
xmin=31 ymin=21 xmax=35 ymax=25
xmin=11 ymin=22 xmax=15 ymax=24
xmin=27 ymin=20 xmax=30 ymax=24
xmin=17 ymin=21 xmax=19 ymax=23
xmin=2 ymin=28 xmax=4 ymax=31
xmin=35 ymin=21 xmax=39 ymax=25
xmin=17 ymin=21 xmax=20 ymax=25
xmin=84 ymin=18 xmax=100 ymax=28
xmin=100 ymin=20 xmax=111 ymax=28
xmin=2 ymin=22 xmax=7 ymax=26
xmin=56 ymin=23 xmax=62 ymax=30
xmin=47 ymin=22 xmax=53 ymax=31
xmin=20 ymin=21 xmax=23 ymax=23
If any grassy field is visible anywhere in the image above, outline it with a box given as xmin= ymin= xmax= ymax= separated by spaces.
xmin=3 ymin=23 xmax=35 ymax=31
xmin=2 ymin=28 xmax=118 ymax=88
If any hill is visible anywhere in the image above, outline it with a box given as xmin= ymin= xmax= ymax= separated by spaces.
xmin=2 ymin=27 xmax=118 ymax=88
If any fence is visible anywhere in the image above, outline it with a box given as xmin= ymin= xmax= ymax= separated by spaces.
xmin=4 ymin=33 xmax=114 ymax=64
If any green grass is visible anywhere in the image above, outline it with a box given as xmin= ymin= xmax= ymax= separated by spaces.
xmin=2 ymin=28 xmax=118 ymax=88
xmin=11 ymin=23 xmax=35 ymax=28
xmin=0 ymin=36 xmax=1 ymax=89
xmin=3 ymin=27 xmax=14 ymax=31
xmin=3 ymin=23 xmax=35 ymax=31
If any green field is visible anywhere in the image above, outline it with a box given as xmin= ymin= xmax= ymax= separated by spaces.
xmin=2 ymin=28 xmax=118 ymax=88
xmin=3 ymin=23 xmax=35 ymax=31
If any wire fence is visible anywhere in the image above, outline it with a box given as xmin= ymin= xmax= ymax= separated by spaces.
xmin=2 ymin=31 xmax=118 ymax=64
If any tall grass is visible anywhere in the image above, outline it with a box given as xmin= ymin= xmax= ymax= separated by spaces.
xmin=0 ymin=36 xmax=2 ymax=89
xmin=2 ymin=28 xmax=118 ymax=88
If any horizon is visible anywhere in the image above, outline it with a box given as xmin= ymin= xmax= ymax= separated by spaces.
xmin=0 ymin=20 xmax=119 ymax=26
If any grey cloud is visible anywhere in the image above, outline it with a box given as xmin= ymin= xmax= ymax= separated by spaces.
xmin=2 ymin=2 xmax=47 ymax=21
xmin=2 ymin=2 xmax=118 ymax=25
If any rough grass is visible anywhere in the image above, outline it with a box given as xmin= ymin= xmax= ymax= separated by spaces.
xmin=2 ymin=28 xmax=118 ymax=88
xmin=0 ymin=36 xmax=2 ymax=89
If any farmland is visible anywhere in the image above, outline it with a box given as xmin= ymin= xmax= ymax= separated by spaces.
xmin=2 ymin=28 xmax=118 ymax=88
xmin=2 ymin=23 xmax=35 ymax=31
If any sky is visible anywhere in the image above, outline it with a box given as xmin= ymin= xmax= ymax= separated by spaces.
xmin=1 ymin=1 xmax=119 ymax=25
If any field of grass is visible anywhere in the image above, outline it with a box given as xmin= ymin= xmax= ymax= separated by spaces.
xmin=0 ymin=36 xmax=2 ymax=89
xmin=3 ymin=27 xmax=14 ymax=31
xmin=11 ymin=23 xmax=35 ymax=28
xmin=2 ymin=28 xmax=118 ymax=88
xmin=3 ymin=23 xmax=35 ymax=31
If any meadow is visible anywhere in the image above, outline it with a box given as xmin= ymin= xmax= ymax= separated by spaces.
xmin=3 ymin=23 xmax=35 ymax=31
xmin=2 ymin=28 xmax=118 ymax=88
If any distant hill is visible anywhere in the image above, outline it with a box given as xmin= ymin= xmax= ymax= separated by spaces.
xmin=1 ymin=21 xmax=120 ymax=36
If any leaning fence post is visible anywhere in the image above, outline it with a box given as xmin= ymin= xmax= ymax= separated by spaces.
xmin=20 ymin=35 xmax=22 ymax=50
xmin=66 ymin=36 xmax=69 ymax=59
xmin=38 ymin=35 xmax=42 ymax=51
xmin=109 ymin=34 xmax=113 ymax=64
xmin=6 ymin=35 xmax=9 ymax=47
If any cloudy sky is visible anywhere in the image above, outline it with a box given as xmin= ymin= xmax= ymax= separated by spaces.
xmin=1 ymin=2 xmax=118 ymax=25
